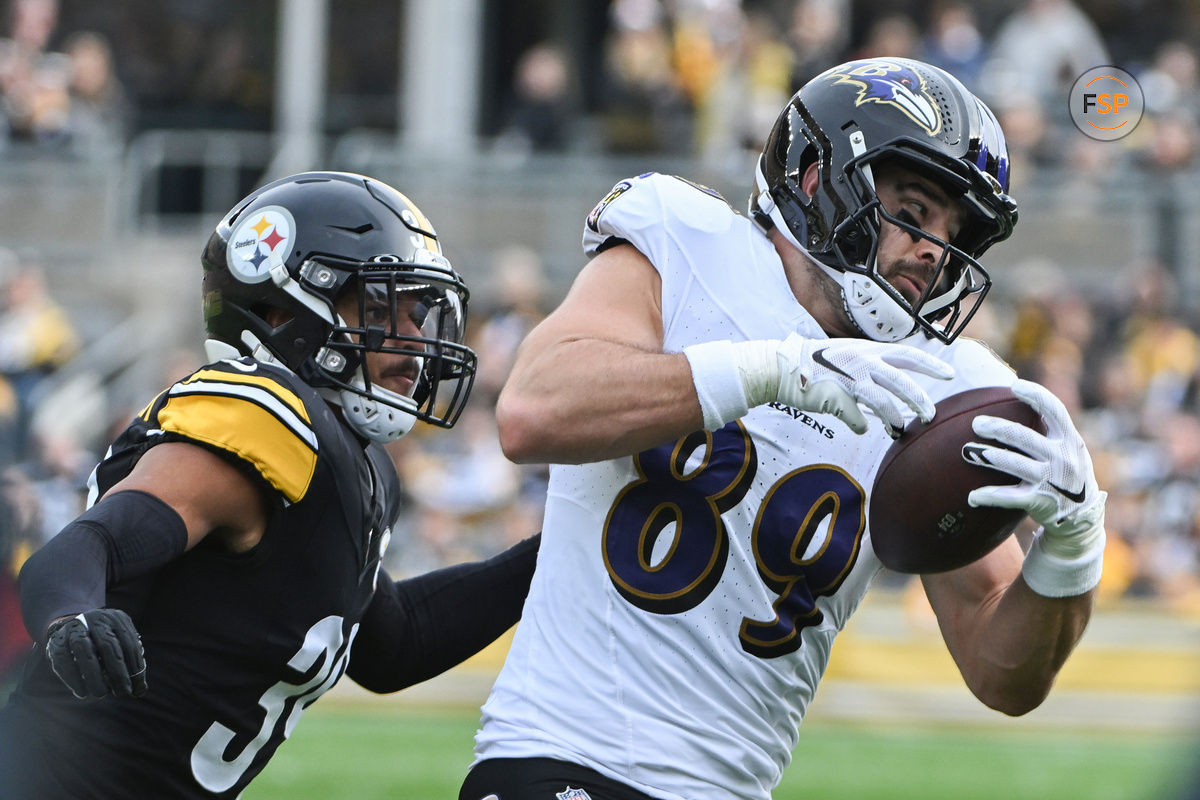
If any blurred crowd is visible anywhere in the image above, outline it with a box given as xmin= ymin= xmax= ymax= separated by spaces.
xmin=0 ymin=0 xmax=126 ymax=157
xmin=2 ymin=0 xmax=1200 ymax=691
xmin=498 ymin=0 xmax=1200 ymax=185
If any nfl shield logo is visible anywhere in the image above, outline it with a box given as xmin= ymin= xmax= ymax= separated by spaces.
xmin=556 ymin=788 xmax=592 ymax=800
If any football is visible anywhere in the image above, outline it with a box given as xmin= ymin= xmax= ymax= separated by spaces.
xmin=869 ymin=386 xmax=1046 ymax=574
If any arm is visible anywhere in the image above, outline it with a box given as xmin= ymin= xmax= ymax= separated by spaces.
xmin=19 ymin=441 xmax=271 ymax=697
xmin=921 ymin=540 xmax=1094 ymax=715
xmin=102 ymin=441 xmax=272 ymax=552
xmin=346 ymin=534 xmax=539 ymax=693
xmin=498 ymin=244 xmax=955 ymax=464
xmin=923 ymin=379 xmax=1105 ymax=715
xmin=496 ymin=244 xmax=700 ymax=464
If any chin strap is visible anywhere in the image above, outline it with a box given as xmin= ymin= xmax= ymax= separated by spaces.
xmin=753 ymin=137 xmax=919 ymax=344
xmin=836 ymin=271 xmax=918 ymax=342
xmin=338 ymin=382 xmax=418 ymax=443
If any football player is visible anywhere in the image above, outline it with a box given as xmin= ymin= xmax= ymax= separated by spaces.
xmin=0 ymin=172 xmax=540 ymax=799
xmin=460 ymin=58 xmax=1106 ymax=800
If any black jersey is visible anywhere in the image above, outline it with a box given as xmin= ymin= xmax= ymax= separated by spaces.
xmin=0 ymin=358 xmax=401 ymax=798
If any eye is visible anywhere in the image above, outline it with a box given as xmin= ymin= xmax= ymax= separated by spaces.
xmin=363 ymin=303 xmax=390 ymax=326
xmin=903 ymin=196 xmax=929 ymax=219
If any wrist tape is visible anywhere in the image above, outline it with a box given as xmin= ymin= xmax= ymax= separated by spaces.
xmin=683 ymin=340 xmax=751 ymax=430
xmin=1021 ymin=526 xmax=1105 ymax=598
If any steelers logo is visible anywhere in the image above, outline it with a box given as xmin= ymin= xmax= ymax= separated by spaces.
xmin=227 ymin=205 xmax=297 ymax=284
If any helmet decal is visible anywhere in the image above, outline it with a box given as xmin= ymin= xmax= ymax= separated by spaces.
xmin=831 ymin=61 xmax=941 ymax=136
xmin=227 ymin=205 xmax=296 ymax=284
xmin=201 ymin=172 xmax=478 ymax=441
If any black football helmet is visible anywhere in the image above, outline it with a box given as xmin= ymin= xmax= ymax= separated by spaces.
xmin=202 ymin=171 xmax=477 ymax=442
xmin=751 ymin=58 xmax=1017 ymax=343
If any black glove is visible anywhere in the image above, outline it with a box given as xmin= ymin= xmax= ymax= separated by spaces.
xmin=45 ymin=608 xmax=148 ymax=699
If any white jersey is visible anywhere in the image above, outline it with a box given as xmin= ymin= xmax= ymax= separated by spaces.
xmin=473 ymin=173 xmax=1016 ymax=799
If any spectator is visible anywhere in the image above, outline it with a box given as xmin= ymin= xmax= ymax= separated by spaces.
xmin=495 ymin=43 xmax=575 ymax=155
xmin=0 ymin=0 xmax=69 ymax=147
xmin=984 ymin=0 xmax=1109 ymax=120
xmin=1141 ymin=40 xmax=1200 ymax=120
xmin=598 ymin=0 xmax=693 ymax=154
xmin=853 ymin=12 xmax=921 ymax=61
xmin=697 ymin=7 xmax=794 ymax=173
xmin=919 ymin=2 xmax=986 ymax=89
xmin=472 ymin=244 xmax=549 ymax=402
xmin=1132 ymin=412 xmax=1200 ymax=611
xmin=788 ymin=0 xmax=849 ymax=91
xmin=0 ymin=260 xmax=78 ymax=463
xmin=62 ymin=30 xmax=129 ymax=156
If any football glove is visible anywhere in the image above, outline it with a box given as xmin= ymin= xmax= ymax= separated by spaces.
xmin=46 ymin=608 xmax=149 ymax=699
xmin=965 ymin=379 xmax=1106 ymax=559
xmin=740 ymin=333 xmax=954 ymax=436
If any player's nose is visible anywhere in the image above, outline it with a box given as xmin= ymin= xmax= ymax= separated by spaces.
xmin=912 ymin=228 xmax=949 ymax=265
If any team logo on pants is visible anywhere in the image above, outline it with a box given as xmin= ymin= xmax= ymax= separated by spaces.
xmin=556 ymin=788 xmax=592 ymax=800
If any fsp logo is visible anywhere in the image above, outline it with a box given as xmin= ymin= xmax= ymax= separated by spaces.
xmin=1069 ymin=66 xmax=1144 ymax=141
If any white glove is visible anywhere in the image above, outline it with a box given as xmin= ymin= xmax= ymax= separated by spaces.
xmin=685 ymin=333 xmax=954 ymax=437
xmin=965 ymin=379 xmax=1106 ymax=596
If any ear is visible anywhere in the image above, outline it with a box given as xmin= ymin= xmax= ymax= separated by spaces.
xmin=801 ymin=162 xmax=820 ymax=197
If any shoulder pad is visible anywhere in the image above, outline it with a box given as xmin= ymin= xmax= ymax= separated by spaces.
xmin=153 ymin=360 xmax=319 ymax=502
xmin=583 ymin=172 xmax=737 ymax=258
xmin=911 ymin=335 xmax=1017 ymax=399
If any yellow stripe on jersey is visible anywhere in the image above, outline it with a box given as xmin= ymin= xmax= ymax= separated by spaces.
xmin=156 ymin=377 xmax=319 ymax=503
xmin=137 ymin=388 xmax=168 ymax=422
xmin=183 ymin=369 xmax=311 ymax=423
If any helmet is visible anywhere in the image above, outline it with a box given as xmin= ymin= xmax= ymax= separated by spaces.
xmin=751 ymin=58 xmax=1017 ymax=343
xmin=201 ymin=171 xmax=477 ymax=442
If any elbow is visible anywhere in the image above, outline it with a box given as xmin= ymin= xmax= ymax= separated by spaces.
xmin=971 ymin=674 xmax=1053 ymax=717
xmin=350 ymin=677 xmax=393 ymax=695
xmin=495 ymin=392 xmax=547 ymax=464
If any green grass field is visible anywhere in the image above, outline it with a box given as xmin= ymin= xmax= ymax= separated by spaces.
xmin=242 ymin=704 xmax=1197 ymax=800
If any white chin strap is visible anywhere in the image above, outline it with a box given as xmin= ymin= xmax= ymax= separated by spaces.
xmin=336 ymin=379 xmax=418 ymax=443
xmin=834 ymin=270 xmax=916 ymax=342
xmin=753 ymin=161 xmax=916 ymax=344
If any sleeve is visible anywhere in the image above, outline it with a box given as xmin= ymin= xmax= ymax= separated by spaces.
xmin=346 ymin=534 xmax=540 ymax=693
xmin=151 ymin=365 xmax=320 ymax=503
xmin=581 ymin=173 xmax=740 ymax=344
xmin=582 ymin=172 xmax=737 ymax=265
xmin=19 ymin=490 xmax=188 ymax=639
xmin=924 ymin=337 xmax=1020 ymax=404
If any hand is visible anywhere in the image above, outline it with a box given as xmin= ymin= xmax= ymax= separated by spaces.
xmin=966 ymin=379 xmax=1106 ymax=559
xmin=45 ymin=608 xmax=149 ymax=699
xmin=764 ymin=333 xmax=954 ymax=436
